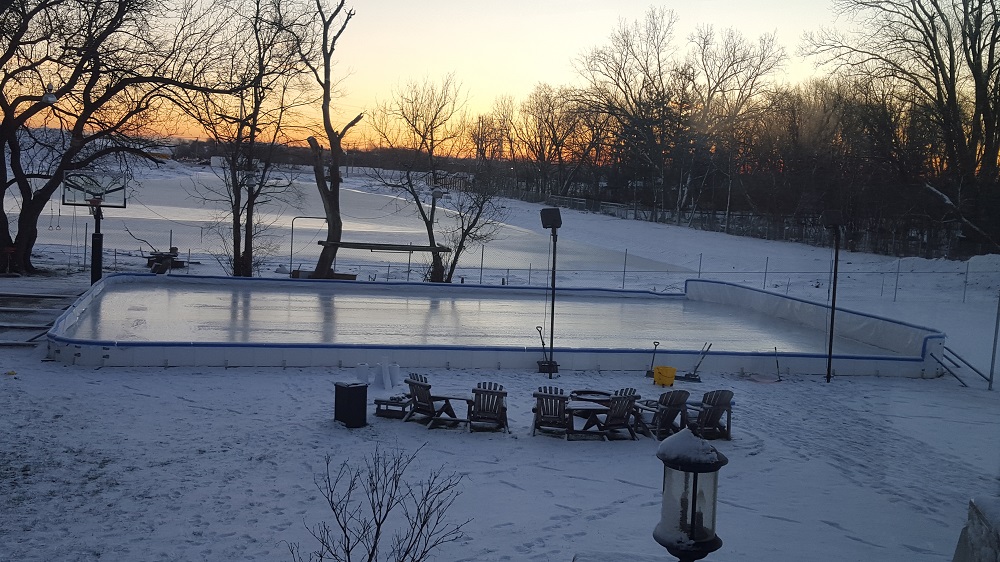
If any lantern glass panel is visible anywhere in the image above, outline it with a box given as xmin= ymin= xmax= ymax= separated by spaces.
xmin=656 ymin=467 xmax=721 ymax=544
xmin=693 ymin=471 xmax=720 ymax=542
xmin=658 ymin=466 xmax=687 ymax=535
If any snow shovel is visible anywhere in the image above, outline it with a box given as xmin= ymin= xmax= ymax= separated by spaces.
xmin=678 ymin=342 xmax=711 ymax=382
xmin=536 ymin=326 xmax=558 ymax=377
xmin=645 ymin=341 xmax=660 ymax=377
xmin=536 ymin=326 xmax=549 ymax=363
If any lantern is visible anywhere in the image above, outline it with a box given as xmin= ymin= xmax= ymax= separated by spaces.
xmin=653 ymin=428 xmax=728 ymax=561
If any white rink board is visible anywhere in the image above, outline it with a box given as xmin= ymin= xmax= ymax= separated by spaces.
xmin=47 ymin=274 xmax=944 ymax=376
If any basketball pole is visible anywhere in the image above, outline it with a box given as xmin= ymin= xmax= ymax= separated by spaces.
xmin=89 ymin=199 xmax=103 ymax=284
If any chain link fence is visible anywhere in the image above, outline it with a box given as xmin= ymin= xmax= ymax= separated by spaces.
xmin=19 ymin=183 xmax=998 ymax=306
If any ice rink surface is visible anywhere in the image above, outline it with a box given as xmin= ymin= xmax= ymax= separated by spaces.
xmin=60 ymin=277 xmax=893 ymax=356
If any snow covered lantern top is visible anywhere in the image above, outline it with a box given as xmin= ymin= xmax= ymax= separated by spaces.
xmin=653 ymin=428 xmax=729 ymax=561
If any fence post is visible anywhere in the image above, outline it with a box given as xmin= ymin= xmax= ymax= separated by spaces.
xmin=963 ymin=262 xmax=970 ymax=303
xmin=698 ymin=253 xmax=703 ymax=278
xmin=622 ymin=248 xmax=628 ymax=289
xmin=528 ymin=263 xmax=531 ymax=285
xmin=480 ymin=246 xmax=484 ymax=284
xmin=763 ymin=256 xmax=769 ymax=289
xmin=893 ymin=259 xmax=901 ymax=302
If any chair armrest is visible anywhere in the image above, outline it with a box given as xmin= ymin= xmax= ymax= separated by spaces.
xmin=432 ymin=394 xmax=472 ymax=402
xmin=634 ymin=402 xmax=658 ymax=414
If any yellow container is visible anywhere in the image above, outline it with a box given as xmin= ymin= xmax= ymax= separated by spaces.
xmin=653 ymin=366 xmax=677 ymax=387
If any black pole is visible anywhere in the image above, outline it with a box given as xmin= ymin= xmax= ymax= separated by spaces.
xmin=826 ymin=226 xmax=840 ymax=383
xmin=549 ymin=227 xmax=557 ymax=373
xmin=538 ymin=208 xmax=561 ymax=376
xmin=90 ymin=206 xmax=103 ymax=285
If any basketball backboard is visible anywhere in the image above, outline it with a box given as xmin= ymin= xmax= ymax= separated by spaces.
xmin=61 ymin=171 xmax=127 ymax=208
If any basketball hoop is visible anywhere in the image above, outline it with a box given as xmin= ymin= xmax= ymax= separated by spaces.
xmin=87 ymin=197 xmax=103 ymax=217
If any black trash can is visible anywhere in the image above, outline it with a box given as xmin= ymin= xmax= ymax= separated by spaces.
xmin=334 ymin=382 xmax=368 ymax=428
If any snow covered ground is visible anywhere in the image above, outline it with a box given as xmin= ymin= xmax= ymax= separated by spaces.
xmin=3 ymin=162 xmax=1000 ymax=560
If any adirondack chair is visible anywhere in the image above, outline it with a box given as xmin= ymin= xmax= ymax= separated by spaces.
xmin=612 ymin=387 xmax=648 ymax=437
xmin=593 ymin=393 xmax=639 ymax=440
xmin=467 ymin=382 xmax=509 ymax=433
xmin=637 ymin=389 xmax=690 ymax=440
xmin=402 ymin=374 xmax=469 ymax=429
xmin=532 ymin=386 xmax=570 ymax=436
xmin=688 ymin=389 xmax=733 ymax=440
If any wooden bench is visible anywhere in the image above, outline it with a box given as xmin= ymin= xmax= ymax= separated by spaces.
xmin=374 ymin=398 xmax=410 ymax=419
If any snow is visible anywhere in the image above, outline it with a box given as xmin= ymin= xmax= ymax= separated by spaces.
xmin=657 ymin=428 xmax=724 ymax=467
xmin=3 ymin=162 xmax=1000 ymax=561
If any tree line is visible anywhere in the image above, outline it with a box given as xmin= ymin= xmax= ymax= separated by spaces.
xmin=5 ymin=1 xmax=1000 ymax=279
xmin=0 ymin=0 xmax=361 ymax=276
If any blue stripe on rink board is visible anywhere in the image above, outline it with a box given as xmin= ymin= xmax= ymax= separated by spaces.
xmin=46 ymin=274 xmax=944 ymax=375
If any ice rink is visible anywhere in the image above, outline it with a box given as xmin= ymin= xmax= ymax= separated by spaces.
xmin=60 ymin=277 xmax=886 ymax=354
xmin=46 ymin=274 xmax=944 ymax=376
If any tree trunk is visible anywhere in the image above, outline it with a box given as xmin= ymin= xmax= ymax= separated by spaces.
xmin=12 ymin=194 xmax=47 ymax=274
xmin=308 ymin=136 xmax=341 ymax=278
xmin=429 ymin=252 xmax=445 ymax=282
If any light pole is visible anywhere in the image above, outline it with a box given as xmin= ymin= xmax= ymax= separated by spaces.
xmin=538 ymin=208 xmax=561 ymax=376
xmin=822 ymin=210 xmax=843 ymax=383
xmin=989 ymin=289 xmax=999 ymax=390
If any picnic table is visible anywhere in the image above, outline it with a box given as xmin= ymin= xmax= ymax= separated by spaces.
xmin=565 ymin=400 xmax=609 ymax=440
xmin=147 ymin=248 xmax=184 ymax=272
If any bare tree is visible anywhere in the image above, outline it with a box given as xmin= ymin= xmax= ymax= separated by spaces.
xmin=292 ymin=0 xmax=363 ymax=278
xmin=513 ymin=83 xmax=580 ymax=195
xmin=368 ymin=74 xmax=507 ymax=283
xmin=288 ymin=446 xmax=469 ymax=562
xmin=687 ymin=25 xmax=785 ymax=227
xmin=574 ymin=7 xmax=682 ymax=206
xmin=0 ymin=0 xmax=243 ymax=274
xmin=183 ymin=0 xmax=308 ymax=276
xmin=563 ymin=104 xmax=615 ymax=200
xmin=804 ymin=0 xmax=1000 ymax=242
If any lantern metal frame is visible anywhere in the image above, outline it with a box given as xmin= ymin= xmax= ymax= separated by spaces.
xmin=654 ymin=432 xmax=729 ymax=562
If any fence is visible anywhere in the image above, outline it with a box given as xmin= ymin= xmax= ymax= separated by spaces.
xmin=545 ymin=195 xmax=967 ymax=259
xmin=18 ymin=185 xmax=998 ymax=307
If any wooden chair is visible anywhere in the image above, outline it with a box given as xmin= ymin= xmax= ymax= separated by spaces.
xmin=612 ymin=387 xmax=649 ymax=437
xmin=402 ymin=374 xmax=469 ymax=429
xmin=467 ymin=382 xmax=509 ymax=433
xmin=532 ymin=386 xmax=570 ymax=436
xmin=637 ymin=389 xmax=691 ymax=440
xmin=688 ymin=389 xmax=733 ymax=440
xmin=594 ymin=393 xmax=639 ymax=440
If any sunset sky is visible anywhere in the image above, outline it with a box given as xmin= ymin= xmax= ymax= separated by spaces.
xmin=331 ymin=0 xmax=836 ymax=135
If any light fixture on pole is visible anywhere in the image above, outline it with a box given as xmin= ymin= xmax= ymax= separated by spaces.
xmin=41 ymin=83 xmax=57 ymax=105
xmin=653 ymin=429 xmax=728 ymax=562
xmin=538 ymin=207 xmax=561 ymax=376
xmin=822 ymin=210 xmax=843 ymax=383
